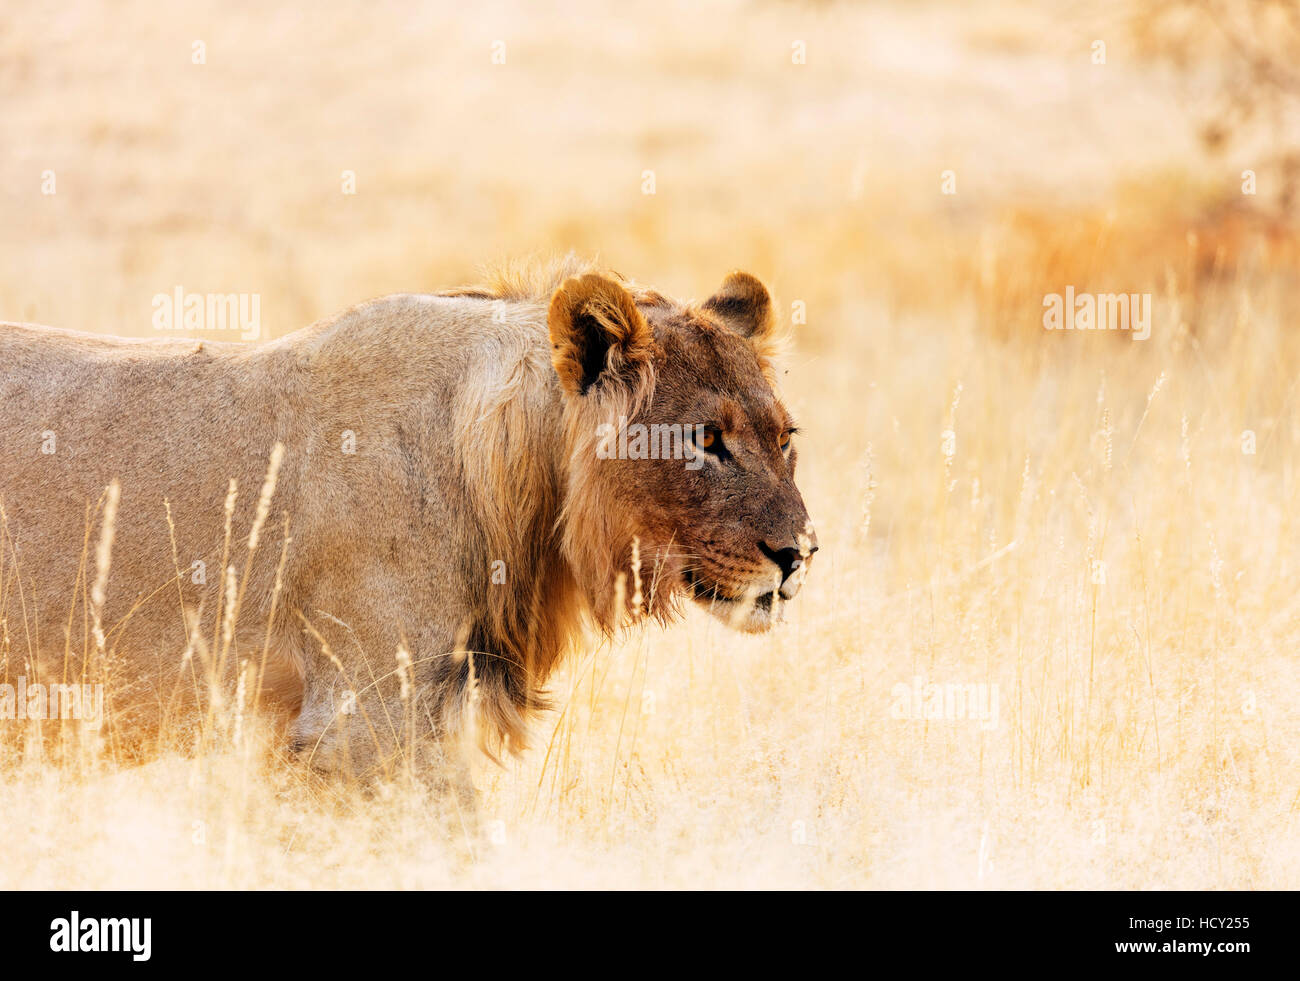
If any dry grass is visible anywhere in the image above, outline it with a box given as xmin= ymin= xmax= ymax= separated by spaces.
xmin=3 ymin=0 xmax=1300 ymax=889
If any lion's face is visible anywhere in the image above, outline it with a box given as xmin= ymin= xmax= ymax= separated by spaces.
xmin=549 ymin=271 xmax=817 ymax=632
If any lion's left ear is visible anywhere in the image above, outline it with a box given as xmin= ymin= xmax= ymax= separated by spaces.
xmin=702 ymin=271 xmax=775 ymax=342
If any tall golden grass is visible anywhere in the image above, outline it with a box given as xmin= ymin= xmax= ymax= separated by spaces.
xmin=2 ymin=0 xmax=1299 ymax=888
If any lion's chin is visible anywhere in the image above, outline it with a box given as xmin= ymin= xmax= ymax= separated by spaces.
xmin=682 ymin=570 xmax=785 ymax=633
xmin=697 ymin=594 xmax=782 ymax=633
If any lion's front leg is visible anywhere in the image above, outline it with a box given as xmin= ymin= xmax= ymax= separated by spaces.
xmin=287 ymin=655 xmax=479 ymax=838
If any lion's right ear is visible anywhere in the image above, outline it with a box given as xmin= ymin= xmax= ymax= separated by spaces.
xmin=701 ymin=271 xmax=774 ymax=342
xmin=548 ymin=274 xmax=654 ymax=397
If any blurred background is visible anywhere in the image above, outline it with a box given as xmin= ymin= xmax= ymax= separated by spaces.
xmin=5 ymin=0 xmax=1295 ymax=337
xmin=3 ymin=0 xmax=1300 ymax=888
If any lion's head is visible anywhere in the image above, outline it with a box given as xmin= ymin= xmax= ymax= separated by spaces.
xmin=549 ymin=270 xmax=817 ymax=633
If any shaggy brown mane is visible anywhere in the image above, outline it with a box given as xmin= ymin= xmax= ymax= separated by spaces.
xmin=439 ymin=253 xmax=674 ymax=309
xmin=444 ymin=258 xmax=671 ymax=759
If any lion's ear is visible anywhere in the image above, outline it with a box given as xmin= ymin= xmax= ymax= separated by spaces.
xmin=702 ymin=271 xmax=774 ymax=342
xmin=548 ymin=274 xmax=654 ymax=397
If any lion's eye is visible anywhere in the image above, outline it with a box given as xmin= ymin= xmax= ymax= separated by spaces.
xmin=693 ymin=426 xmax=727 ymax=458
xmin=780 ymin=428 xmax=797 ymax=453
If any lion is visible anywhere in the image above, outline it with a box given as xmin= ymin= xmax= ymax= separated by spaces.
xmin=0 ymin=256 xmax=817 ymax=783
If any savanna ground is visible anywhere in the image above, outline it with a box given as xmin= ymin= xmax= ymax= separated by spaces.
xmin=3 ymin=0 xmax=1300 ymax=888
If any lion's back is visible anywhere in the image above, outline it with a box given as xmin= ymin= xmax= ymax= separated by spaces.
xmin=0 ymin=321 xmax=305 ymax=665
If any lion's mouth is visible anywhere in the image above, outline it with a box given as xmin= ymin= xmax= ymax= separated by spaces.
xmin=682 ymin=567 xmax=771 ymax=604
xmin=681 ymin=568 xmax=779 ymax=628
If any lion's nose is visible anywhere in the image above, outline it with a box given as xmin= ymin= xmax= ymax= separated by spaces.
xmin=759 ymin=540 xmax=818 ymax=599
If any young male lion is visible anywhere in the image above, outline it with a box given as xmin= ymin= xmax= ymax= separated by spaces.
xmin=0 ymin=257 xmax=816 ymax=781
